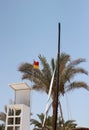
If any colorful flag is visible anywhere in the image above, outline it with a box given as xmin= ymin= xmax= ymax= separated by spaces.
xmin=33 ymin=61 xmax=39 ymax=69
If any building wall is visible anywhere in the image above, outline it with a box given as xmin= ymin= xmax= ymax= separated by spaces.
xmin=21 ymin=104 xmax=30 ymax=130
xmin=72 ymin=128 xmax=89 ymax=130
xmin=5 ymin=104 xmax=30 ymax=130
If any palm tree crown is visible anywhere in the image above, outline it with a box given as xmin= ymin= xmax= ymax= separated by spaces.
xmin=30 ymin=113 xmax=77 ymax=130
xmin=18 ymin=53 xmax=89 ymax=130
xmin=19 ymin=53 xmax=89 ymax=95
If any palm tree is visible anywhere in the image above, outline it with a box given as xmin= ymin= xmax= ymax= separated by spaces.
xmin=0 ymin=125 xmax=4 ymax=130
xmin=30 ymin=113 xmax=77 ymax=130
xmin=0 ymin=112 xmax=6 ymax=123
xmin=0 ymin=106 xmax=7 ymax=123
xmin=30 ymin=113 xmax=52 ymax=130
xmin=62 ymin=120 xmax=77 ymax=130
xmin=18 ymin=53 xmax=89 ymax=130
xmin=31 ymin=113 xmax=53 ymax=130
xmin=0 ymin=124 xmax=5 ymax=130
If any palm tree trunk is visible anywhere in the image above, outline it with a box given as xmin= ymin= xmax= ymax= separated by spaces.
xmin=58 ymin=100 xmax=65 ymax=129
xmin=52 ymin=93 xmax=57 ymax=130
xmin=52 ymin=94 xmax=65 ymax=130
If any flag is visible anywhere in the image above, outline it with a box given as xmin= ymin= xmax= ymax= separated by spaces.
xmin=33 ymin=61 xmax=39 ymax=69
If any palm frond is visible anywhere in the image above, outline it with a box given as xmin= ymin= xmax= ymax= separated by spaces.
xmin=0 ymin=112 xmax=6 ymax=122
xmin=65 ymin=81 xmax=89 ymax=92
xmin=39 ymin=55 xmax=52 ymax=84
xmin=19 ymin=62 xmax=50 ymax=93
xmin=68 ymin=58 xmax=86 ymax=67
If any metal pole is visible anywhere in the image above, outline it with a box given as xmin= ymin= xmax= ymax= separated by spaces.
xmin=54 ymin=23 xmax=60 ymax=130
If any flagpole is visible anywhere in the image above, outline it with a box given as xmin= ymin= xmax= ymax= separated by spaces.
xmin=54 ymin=23 xmax=60 ymax=130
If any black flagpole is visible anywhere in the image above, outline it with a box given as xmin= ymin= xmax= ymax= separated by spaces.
xmin=54 ymin=23 xmax=60 ymax=130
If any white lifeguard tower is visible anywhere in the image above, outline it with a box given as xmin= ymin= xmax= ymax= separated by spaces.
xmin=5 ymin=82 xmax=31 ymax=130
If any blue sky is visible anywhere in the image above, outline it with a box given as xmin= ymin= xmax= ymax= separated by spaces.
xmin=0 ymin=0 xmax=89 ymax=128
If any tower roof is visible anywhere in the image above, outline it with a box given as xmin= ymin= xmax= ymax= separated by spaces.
xmin=9 ymin=82 xmax=30 ymax=91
